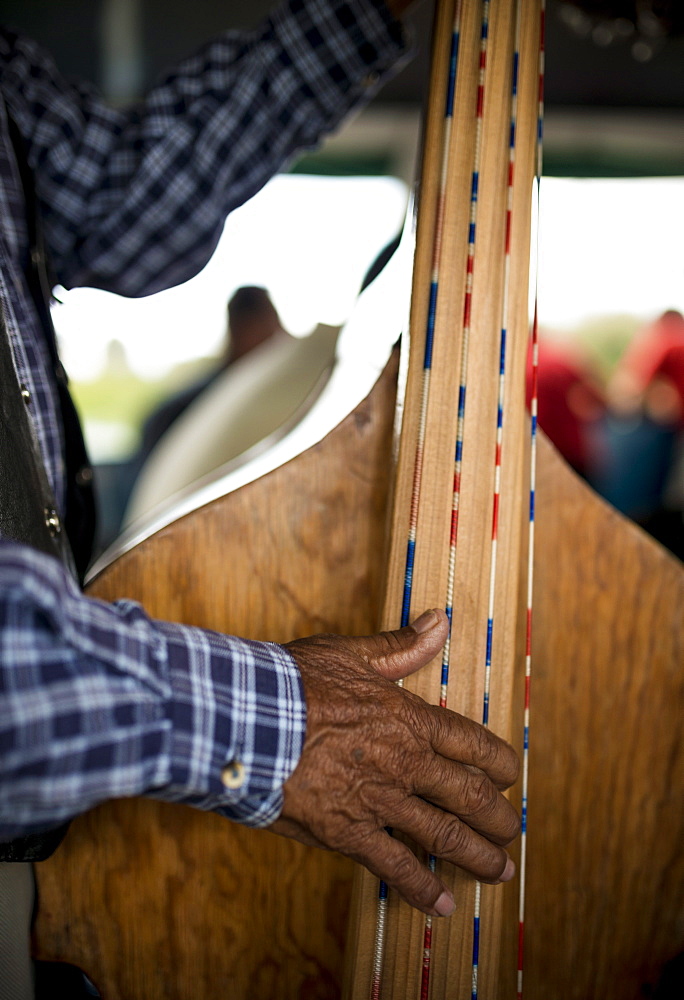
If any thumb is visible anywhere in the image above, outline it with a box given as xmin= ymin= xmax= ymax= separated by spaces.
xmin=354 ymin=609 xmax=449 ymax=683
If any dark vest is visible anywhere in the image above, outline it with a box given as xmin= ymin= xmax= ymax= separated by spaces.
xmin=0 ymin=106 xmax=96 ymax=860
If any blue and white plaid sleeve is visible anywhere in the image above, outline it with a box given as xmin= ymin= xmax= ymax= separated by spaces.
xmin=0 ymin=0 xmax=409 ymax=297
xmin=0 ymin=540 xmax=306 ymax=839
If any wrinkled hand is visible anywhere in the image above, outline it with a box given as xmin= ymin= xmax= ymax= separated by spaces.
xmin=270 ymin=610 xmax=520 ymax=917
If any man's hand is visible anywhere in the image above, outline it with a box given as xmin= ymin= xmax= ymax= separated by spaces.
xmin=270 ymin=610 xmax=520 ymax=917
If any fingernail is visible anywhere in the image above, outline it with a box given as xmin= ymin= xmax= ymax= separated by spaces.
xmin=499 ymin=857 xmax=516 ymax=883
xmin=433 ymin=890 xmax=455 ymax=917
xmin=411 ymin=609 xmax=439 ymax=633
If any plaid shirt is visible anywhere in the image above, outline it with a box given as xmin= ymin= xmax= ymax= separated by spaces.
xmin=0 ymin=0 xmax=407 ymax=840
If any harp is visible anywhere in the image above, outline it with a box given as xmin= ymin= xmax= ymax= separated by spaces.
xmin=32 ymin=1 xmax=684 ymax=997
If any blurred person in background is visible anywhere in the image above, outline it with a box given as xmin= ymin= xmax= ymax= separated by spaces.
xmin=526 ymin=333 xmax=607 ymax=482
xmin=604 ymin=309 xmax=684 ymax=558
xmin=94 ymin=287 xmax=288 ymax=546
xmin=136 ymin=286 xmax=286 ymax=468
xmin=609 ymin=310 xmax=684 ymax=427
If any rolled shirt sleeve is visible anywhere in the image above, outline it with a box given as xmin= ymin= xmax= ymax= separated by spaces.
xmin=0 ymin=541 xmax=306 ymax=840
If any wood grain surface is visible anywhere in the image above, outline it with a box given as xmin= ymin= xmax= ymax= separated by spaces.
xmin=525 ymin=434 xmax=684 ymax=999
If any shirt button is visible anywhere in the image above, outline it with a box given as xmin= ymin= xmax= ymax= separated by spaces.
xmin=221 ymin=760 xmax=245 ymax=790
xmin=76 ymin=465 xmax=93 ymax=486
xmin=20 ymin=384 xmax=30 ymax=403
xmin=44 ymin=508 xmax=62 ymax=536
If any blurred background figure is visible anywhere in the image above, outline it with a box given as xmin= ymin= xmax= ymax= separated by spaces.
xmin=95 ymin=286 xmax=286 ymax=550
xmin=599 ymin=309 xmax=684 ymax=559
xmin=138 ymin=286 xmax=285 ymax=467
xmin=526 ymin=333 xmax=607 ymax=481
xmin=609 ymin=309 xmax=684 ymax=427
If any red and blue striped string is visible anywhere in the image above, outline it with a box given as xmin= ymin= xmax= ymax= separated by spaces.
xmin=369 ymin=0 xmax=543 ymax=995
xmin=421 ymin=2 xmax=492 ymax=997
xmin=400 ymin=6 xmax=461 ymax=634
xmin=421 ymin=0 xmax=494 ymax=995
xmin=371 ymin=4 xmax=466 ymax=998
xmin=471 ymin=3 xmax=521 ymax=1000
xmin=441 ymin=0 xmax=490 ymax=711
xmin=471 ymin=0 xmax=523 ymax=994
xmin=517 ymin=3 xmax=545 ymax=996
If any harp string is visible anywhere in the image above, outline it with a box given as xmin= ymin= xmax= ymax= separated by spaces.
xmin=360 ymin=0 xmax=543 ymax=995
xmin=471 ymin=0 xmax=525 ymax=994
xmin=517 ymin=4 xmax=545 ymax=995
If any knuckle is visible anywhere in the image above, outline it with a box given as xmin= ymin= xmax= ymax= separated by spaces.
xmin=500 ymin=800 xmax=522 ymax=843
xmin=452 ymin=767 xmax=499 ymax=826
xmin=426 ymin=813 xmax=510 ymax=884
xmin=508 ymin=746 xmax=521 ymax=784
xmin=377 ymin=628 xmax=406 ymax=653
xmin=387 ymin=855 xmax=443 ymax=913
xmin=430 ymin=814 xmax=471 ymax=861
xmin=461 ymin=772 xmax=521 ymax=845
xmin=398 ymin=695 xmax=434 ymax=747
xmin=387 ymin=740 xmax=414 ymax=776
xmin=474 ymin=724 xmax=501 ymax=768
xmin=386 ymin=790 xmax=415 ymax=827
xmin=342 ymin=821 xmax=382 ymax=864
xmin=390 ymin=849 xmax=420 ymax=887
xmin=478 ymin=849 xmax=511 ymax=884
xmin=495 ymin=738 xmax=520 ymax=785
xmin=467 ymin=769 xmax=496 ymax=814
xmin=436 ymin=818 xmax=505 ymax=881
xmin=472 ymin=726 xmax=520 ymax=789
xmin=426 ymin=703 xmax=455 ymax=744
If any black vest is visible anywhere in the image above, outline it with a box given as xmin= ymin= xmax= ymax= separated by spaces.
xmin=0 ymin=106 xmax=97 ymax=860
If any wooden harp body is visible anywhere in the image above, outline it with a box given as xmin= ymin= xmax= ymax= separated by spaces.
xmin=33 ymin=1 xmax=684 ymax=997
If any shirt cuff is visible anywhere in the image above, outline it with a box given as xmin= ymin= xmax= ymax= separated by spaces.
xmin=155 ymin=621 xmax=306 ymax=827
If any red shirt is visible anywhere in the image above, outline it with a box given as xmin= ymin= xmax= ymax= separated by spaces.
xmin=527 ymin=340 xmax=605 ymax=476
